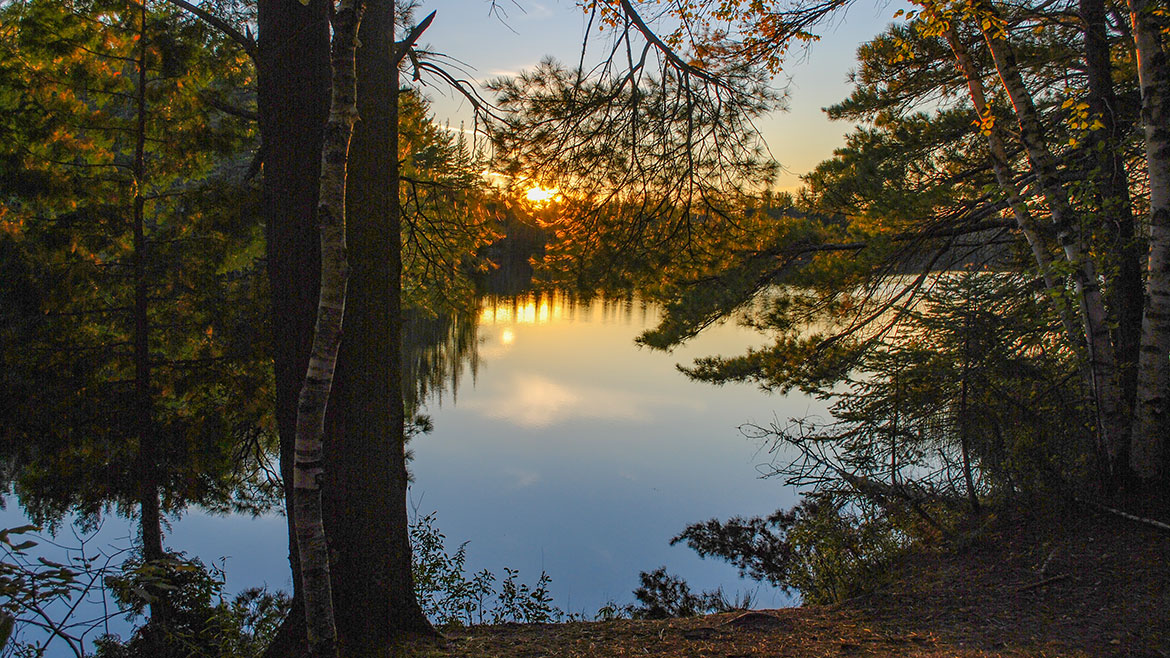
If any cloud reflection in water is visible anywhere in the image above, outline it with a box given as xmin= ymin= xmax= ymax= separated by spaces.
xmin=466 ymin=373 xmax=698 ymax=428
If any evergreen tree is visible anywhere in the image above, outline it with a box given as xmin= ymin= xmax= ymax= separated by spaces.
xmin=0 ymin=0 xmax=273 ymax=636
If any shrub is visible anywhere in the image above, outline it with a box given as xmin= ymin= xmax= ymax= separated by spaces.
xmin=94 ymin=556 xmax=288 ymax=658
xmin=410 ymin=511 xmax=561 ymax=626
xmin=673 ymin=495 xmax=903 ymax=604
xmin=627 ymin=567 xmax=755 ymax=619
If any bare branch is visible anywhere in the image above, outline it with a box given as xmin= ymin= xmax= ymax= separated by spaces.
xmin=617 ymin=0 xmax=722 ymax=86
xmin=392 ymin=10 xmax=436 ymax=68
xmin=164 ymin=0 xmax=257 ymax=62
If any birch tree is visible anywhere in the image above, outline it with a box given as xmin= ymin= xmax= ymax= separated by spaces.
xmin=320 ymin=1 xmax=438 ymax=651
xmin=255 ymin=0 xmax=444 ymax=652
xmin=963 ymin=0 xmax=1128 ymax=477
xmin=1126 ymin=0 xmax=1170 ymax=483
xmin=292 ymin=0 xmax=365 ymax=655
xmin=254 ymin=0 xmax=330 ymax=651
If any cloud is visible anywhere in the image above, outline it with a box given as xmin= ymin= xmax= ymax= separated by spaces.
xmin=523 ymin=2 xmax=553 ymax=19
xmin=503 ymin=467 xmax=542 ymax=488
xmin=439 ymin=124 xmax=479 ymax=136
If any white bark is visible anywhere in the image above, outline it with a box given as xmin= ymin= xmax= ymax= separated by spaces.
xmin=1127 ymin=0 xmax=1170 ymax=484
xmin=293 ymin=1 xmax=365 ymax=655
xmin=973 ymin=0 xmax=1128 ymax=474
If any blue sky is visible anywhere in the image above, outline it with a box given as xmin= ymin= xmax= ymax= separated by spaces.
xmin=414 ymin=0 xmax=909 ymax=191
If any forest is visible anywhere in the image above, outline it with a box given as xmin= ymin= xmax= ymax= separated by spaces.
xmin=0 ymin=0 xmax=1167 ymax=656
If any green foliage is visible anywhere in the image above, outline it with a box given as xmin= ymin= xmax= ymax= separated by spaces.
xmin=489 ymin=568 xmax=557 ymax=625
xmin=1 ymin=526 xmax=75 ymax=656
xmin=0 ymin=0 xmax=275 ymax=527
xmin=0 ymin=525 xmax=131 ymax=658
xmin=674 ymin=272 xmax=1085 ymax=604
xmin=410 ymin=512 xmax=496 ymax=626
xmin=677 ymin=269 xmax=1087 ymax=498
xmin=0 ymin=615 xmax=12 ymax=654
xmin=629 ymin=568 xmax=708 ymax=619
xmin=487 ymin=57 xmax=780 ymax=291
xmin=592 ymin=600 xmax=627 ymax=622
xmin=769 ymin=498 xmax=902 ymax=604
xmin=96 ymin=556 xmax=288 ymax=658
xmin=626 ymin=568 xmax=754 ymax=619
xmin=409 ymin=512 xmax=561 ymax=627
xmin=816 ymin=271 xmax=1088 ymax=495
xmin=1 ymin=525 xmax=284 ymax=658
xmin=399 ymin=90 xmax=501 ymax=312
xmin=673 ymin=496 xmax=902 ymax=605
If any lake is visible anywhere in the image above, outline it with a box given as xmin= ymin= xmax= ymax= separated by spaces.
xmin=2 ymin=289 xmax=827 ymax=642
xmin=404 ymin=290 xmax=825 ymax=614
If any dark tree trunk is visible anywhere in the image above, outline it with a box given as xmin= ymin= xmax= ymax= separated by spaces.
xmin=1081 ymin=0 xmax=1143 ymax=429
xmin=959 ymin=321 xmax=979 ymax=513
xmin=323 ymin=1 xmax=436 ymax=652
xmin=130 ymin=0 xmax=169 ymax=627
xmin=257 ymin=1 xmax=331 ymax=655
xmin=259 ymin=2 xmax=437 ymax=653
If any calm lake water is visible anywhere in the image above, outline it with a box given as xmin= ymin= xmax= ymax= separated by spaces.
xmin=3 ymin=290 xmax=828 ymax=640
xmin=404 ymin=290 xmax=824 ymax=614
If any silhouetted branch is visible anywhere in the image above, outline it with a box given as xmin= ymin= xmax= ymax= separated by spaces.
xmin=200 ymin=92 xmax=258 ymax=121
xmin=165 ymin=0 xmax=257 ymax=61
xmin=393 ymin=10 xmax=435 ymax=68
xmin=616 ymin=0 xmax=722 ymax=86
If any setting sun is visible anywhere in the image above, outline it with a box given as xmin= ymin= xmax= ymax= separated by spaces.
xmin=524 ymin=185 xmax=562 ymax=204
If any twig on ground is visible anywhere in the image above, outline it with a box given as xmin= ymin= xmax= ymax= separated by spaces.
xmin=1076 ymin=498 xmax=1170 ymax=534
xmin=1016 ymin=574 xmax=1069 ymax=591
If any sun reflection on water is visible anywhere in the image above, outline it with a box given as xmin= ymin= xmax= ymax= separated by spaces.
xmin=479 ymin=293 xmax=561 ymax=325
xmin=478 ymin=291 xmax=658 ymax=329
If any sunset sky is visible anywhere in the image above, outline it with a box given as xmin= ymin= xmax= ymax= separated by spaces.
xmin=418 ymin=0 xmax=910 ymax=191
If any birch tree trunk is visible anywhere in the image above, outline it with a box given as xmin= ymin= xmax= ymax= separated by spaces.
xmin=939 ymin=20 xmax=1081 ymax=345
xmin=294 ymin=2 xmax=365 ymax=655
xmin=1126 ymin=0 xmax=1170 ymax=485
xmin=972 ymin=0 xmax=1128 ymax=478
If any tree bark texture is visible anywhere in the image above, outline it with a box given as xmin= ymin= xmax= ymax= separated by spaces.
xmin=1081 ymin=0 xmax=1143 ymax=418
xmin=257 ymin=0 xmax=331 ymax=654
xmin=323 ymin=0 xmax=436 ymax=652
xmin=1127 ymin=0 xmax=1170 ymax=485
xmin=939 ymin=21 xmax=1082 ymax=346
xmin=294 ymin=2 xmax=366 ymax=656
xmin=972 ymin=0 xmax=1128 ymax=477
xmin=959 ymin=318 xmax=980 ymax=513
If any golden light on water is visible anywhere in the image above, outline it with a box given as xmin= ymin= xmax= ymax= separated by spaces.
xmin=524 ymin=185 xmax=561 ymax=204
xmin=480 ymin=295 xmax=563 ymax=325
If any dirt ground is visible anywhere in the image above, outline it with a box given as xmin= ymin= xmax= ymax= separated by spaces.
xmin=404 ymin=502 xmax=1168 ymax=657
